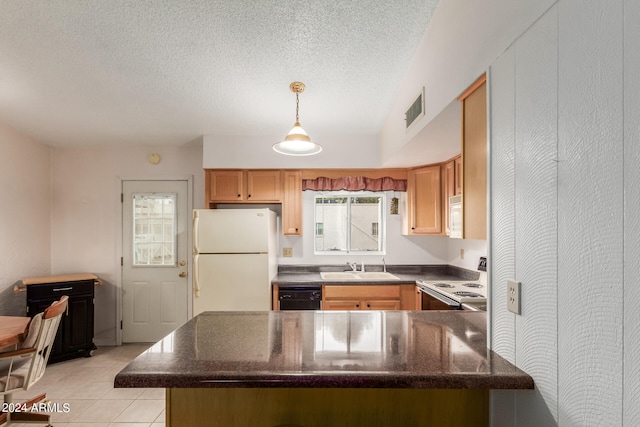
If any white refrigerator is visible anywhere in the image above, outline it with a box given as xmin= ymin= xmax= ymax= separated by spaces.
xmin=193 ymin=208 xmax=278 ymax=315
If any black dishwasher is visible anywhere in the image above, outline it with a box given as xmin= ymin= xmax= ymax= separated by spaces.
xmin=278 ymin=287 xmax=322 ymax=310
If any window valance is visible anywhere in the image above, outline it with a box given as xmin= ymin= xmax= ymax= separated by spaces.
xmin=302 ymin=176 xmax=407 ymax=192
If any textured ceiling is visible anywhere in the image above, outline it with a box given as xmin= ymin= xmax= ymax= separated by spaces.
xmin=0 ymin=0 xmax=439 ymax=147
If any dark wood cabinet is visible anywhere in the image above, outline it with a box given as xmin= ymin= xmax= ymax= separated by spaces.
xmin=26 ymin=278 xmax=96 ymax=363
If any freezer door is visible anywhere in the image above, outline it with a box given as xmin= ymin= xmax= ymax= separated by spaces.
xmin=193 ymin=253 xmax=271 ymax=315
xmin=194 ymin=209 xmax=273 ymax=254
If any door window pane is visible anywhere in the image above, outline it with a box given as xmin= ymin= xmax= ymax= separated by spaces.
xmin=132 ymin=193 xmax=177 ymax=266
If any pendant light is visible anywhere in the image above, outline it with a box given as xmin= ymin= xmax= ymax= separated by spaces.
xmin=273 ymin=81 xmax=322 ymax=156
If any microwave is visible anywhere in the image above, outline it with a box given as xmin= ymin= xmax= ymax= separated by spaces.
xmin=449 ymin=195 xmax=462 ymax=239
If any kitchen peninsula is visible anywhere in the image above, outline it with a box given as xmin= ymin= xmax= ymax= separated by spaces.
xmin=115 ymin=311 xmax=533 ymax=426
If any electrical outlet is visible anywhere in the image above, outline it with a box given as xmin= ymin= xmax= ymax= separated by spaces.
xmin=507 ymin=280 xmax=521 ymax=314
xmin=283 ymin=247 xmax=293 ymax=257
xmin=460 ymin=248 xmax=465 ymax=259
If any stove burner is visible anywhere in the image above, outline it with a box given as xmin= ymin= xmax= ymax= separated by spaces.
xmin=462 ymin=283 xmax=483 ymax=288
xmin=433 ymin=283 xmax=454 ymax=288
xmin=453 ymin=291 xmax=484 ymax=298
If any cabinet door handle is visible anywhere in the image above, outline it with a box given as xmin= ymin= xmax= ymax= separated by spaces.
xmin=248 ymin=194 xmax=252 ymax=198
xmin=355 ymin=304 xmax=360 ymax=308
xmin=53 ymin=287 xmax=73 ymax=292
xmin=367 ymin=304 xmax=371 ymax=308
xmin=237 ymin=194 xmax=241 ymax=198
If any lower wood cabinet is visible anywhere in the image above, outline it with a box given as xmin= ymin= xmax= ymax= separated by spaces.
xmin=323 ymin=299 xmax=401 ymax=310
xmin=322 ymin=284 xmax=415 ymax=311
xmin=166 ymin=388 xmax=489 ymax=426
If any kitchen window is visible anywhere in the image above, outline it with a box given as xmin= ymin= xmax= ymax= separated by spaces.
xmin=314 ymin=191 xmax=385 ymax=255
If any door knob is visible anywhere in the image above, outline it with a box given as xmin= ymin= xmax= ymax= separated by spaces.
xmin=179 ymin=272 xmax=187 ymax=278
xmin=179 ymin=260 xmax=186 ymax=266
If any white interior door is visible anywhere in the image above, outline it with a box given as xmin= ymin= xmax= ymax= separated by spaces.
xmin=122 ymin=180 xmax=189 ymax=342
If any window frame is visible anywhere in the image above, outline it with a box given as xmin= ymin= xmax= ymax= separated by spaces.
xmin=313 ymin=191 xmax=386 ymax=256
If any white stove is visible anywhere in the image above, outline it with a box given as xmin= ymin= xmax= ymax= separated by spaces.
xmin=418 ymin=257 xmax=487 ymax=307
xmin=419 ymin=280 xmax=487 ymax=304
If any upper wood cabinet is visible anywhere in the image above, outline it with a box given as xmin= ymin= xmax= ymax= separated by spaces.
xmin=246 ymin=170 xmax=281 ymax=202
xmin=442 ymin=155 xmax=462 ymax=236
xmin=459 ymin=75 xmax=487 ymax=240
xmin=454 ymin=156 xmax=462 ymax=196
xmin=282 ymin=170 xmax=302 ymax=236
xmin=206 ymin=170 xmax=244 ymax=202
xmin=206 ymin=170 xmax=281 ymax=204
xmin=405 ymin=164 xmax=442 ymax=235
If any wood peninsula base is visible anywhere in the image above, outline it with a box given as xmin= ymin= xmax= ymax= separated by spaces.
xmin=166 ymin=387 xmax=489 ymax=427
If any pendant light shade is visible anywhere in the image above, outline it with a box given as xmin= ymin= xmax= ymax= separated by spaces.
xmin=273 ymin=82 xmax=322 ymax=156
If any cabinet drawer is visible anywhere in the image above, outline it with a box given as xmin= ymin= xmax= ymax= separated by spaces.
xmin=26 ymin=280 xmax=94 ymax=300
xmin=364 ymin=300 xmax=401 ymax=310
xmin=323 ymin=285 xmax=400 ymax=299
xmin=323 ymin=300 xmax=362 ymax=310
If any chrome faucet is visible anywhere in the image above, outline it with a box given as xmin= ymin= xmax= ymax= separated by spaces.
xmin=347 ymin=262 xmax=358 ymax=272
xmin=382 ymin=257 xmax=386 ymax=272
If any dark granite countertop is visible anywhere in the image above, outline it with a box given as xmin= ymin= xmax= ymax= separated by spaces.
xmin=115 ymin=311 xmax=532 ymax=390
xmin=272 ymin=264 xmax=479 ymax=286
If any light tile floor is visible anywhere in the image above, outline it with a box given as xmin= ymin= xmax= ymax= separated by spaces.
xmin=7 ymin=344 xmax=164 ymax=427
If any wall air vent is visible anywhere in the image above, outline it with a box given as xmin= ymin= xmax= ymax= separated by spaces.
xmin=405 ymin=87 xmax=425 ymax=130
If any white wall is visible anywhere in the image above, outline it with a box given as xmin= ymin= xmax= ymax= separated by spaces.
xmin=490 ymin=7 xmax=559 ymax=425
xmin=50 ymin=143 xmax=204 ymax=345
xmin=488 ymin=1 xmax=637 ymax=425
xmin=623 ymin=1 xmax=640 ymax=424
xmin=446 ymin=238 xmax=487 ymax=271
xmin=380 ymin=0 xmax=556 ymax=163
xmin=0 ymin=123 xmax=51 ymax=315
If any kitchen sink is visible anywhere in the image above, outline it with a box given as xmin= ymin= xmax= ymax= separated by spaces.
xmin=320 ymin=272 xmax=400 ymax=280
xmin=356 ymin=272 xmax=400 ymax=280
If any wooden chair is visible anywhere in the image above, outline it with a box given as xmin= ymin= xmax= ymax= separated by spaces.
xmin=0 ymin=295 xmax=68 ymax=426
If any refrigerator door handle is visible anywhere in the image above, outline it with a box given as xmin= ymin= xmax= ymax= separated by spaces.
xmin=193 ymin=254 xmax=200 ymax=297
xmin=193 ymin=213 xmax=200 ymax=254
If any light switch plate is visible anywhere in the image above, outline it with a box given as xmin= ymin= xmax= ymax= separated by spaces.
xmin=507 ymin=280 xmax=521 ymax=314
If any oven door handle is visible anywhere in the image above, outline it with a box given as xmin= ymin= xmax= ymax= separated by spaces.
xmin=419 ymin=285 xmax=461 ymax=308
